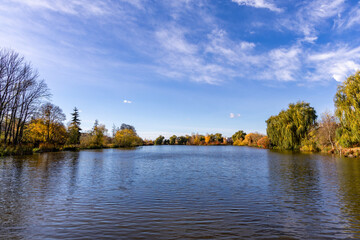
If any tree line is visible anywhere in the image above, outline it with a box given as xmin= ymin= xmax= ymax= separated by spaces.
xmin=265 ymin=71 xmax=360 ymax=157
xmin=150 ymin=131 xmax=270 ymax=149
xmin=152 ymin=70 xmax=360 ymax=158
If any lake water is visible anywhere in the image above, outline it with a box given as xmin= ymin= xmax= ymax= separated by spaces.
xmin=1 ymin=146 xmax=360 ymax=239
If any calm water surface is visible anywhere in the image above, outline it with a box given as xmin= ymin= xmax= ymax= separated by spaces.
xmin=1 ymin=146 xmax=360 ymax=239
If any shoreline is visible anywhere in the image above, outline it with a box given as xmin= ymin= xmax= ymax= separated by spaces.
xmin=1 ymin=144 xmax=359 ymax=159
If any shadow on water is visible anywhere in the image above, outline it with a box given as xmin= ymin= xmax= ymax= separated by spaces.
xmin=336 ymin=158 xmax=360 ymax=237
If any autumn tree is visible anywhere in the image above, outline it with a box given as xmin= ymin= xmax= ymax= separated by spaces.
xmin=214 ymin=133 xmax=223 ymax=143
xmin=40 ymin=103 xmax=66 ymax=143
xmin=67 ymin=107 xmax=81 ymax=145
xmin=92 ymin=120 xmax=107 ymax=147
xmin=177 ymin=136 xmax=187 ymax=145
xmin=232 ymin=130 xmax=246 ymax=142
xmin=242 ymin=133 xmax=264 ymax=147
xmin=169 ymin=135 xmax=177 ymax=145
xmin=334 ymin=71 xmax=360 ymax=147
xmin=155 ymin=135 xmax=165 ymax=145
xmin=204 ymin=135 xmax=211 ymax=144
xmin=257 ymin=136 xmax=270 ymax=148
xmin=114 ymin=128 xmax=142 ymax=147
xmin=25 ymin=102 xmax=67 ymax=146
xmin=193 ymin=134 xmax=203 ymax=145
xmin=120 ymin=123 xmax=136 ymax=132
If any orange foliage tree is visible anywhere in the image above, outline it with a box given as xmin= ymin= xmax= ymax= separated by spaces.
xmin=257 ymin=136 xmax=270 ymax=148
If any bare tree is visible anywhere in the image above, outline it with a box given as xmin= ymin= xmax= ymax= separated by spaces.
xmin=38 ymin=102 xmax=66 ymax=143
xmin=0 ymin=49 xmax=50 ymax=145
xmin=316 ymin=111 xmax=339 ymax=149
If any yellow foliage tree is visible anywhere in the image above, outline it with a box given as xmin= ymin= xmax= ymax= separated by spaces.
xmin=205 ymin=135 xmax=211 ymax=144
xmin=114 ymin=129 xmax=143 ymax=147
xmin=243 ymin=133 xmax=264 ymax=147
xmin=25 ymin=119 xmax=67 ymax=147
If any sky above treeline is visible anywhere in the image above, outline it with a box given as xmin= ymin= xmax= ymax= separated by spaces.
xmin=1 ymin=0 xmax=360 ymax=139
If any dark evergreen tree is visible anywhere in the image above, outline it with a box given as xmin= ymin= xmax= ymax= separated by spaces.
xmin=67 ymin=107 xmax=82 ymax=144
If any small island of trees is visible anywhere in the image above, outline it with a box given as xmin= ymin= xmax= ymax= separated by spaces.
xmin=1 ymin=49 xmax=360 ymax=158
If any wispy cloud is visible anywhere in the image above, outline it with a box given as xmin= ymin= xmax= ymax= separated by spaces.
xmin=10 ymin=0 xmax=112 ymax=16
xmin=336 ymin=3 xmax=360 ymax=29
xmin=123 ymin=100 xmax=132 ymax=104
xmin=263 ymin=46 xmax=302 ymax=82
xmin=281 ymin=0 xmax=345 ymax=42
xmin=154 ymin=26 xmax=237 ymax=84
xmin=1 ymin=0 xmax=360 ymax=87
xmin=307 ymin=45 xmax=360 ymax=82
xmin=231 ymin=0 xmax=283 ymax=12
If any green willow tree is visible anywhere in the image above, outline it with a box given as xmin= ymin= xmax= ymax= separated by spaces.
xmin=67 ymin=107 xmax=81 ymax=145
xmin=335 ymin=71 xmax=360 ymax=147
xmin=266 ymin=101 xmax=317 ymax=150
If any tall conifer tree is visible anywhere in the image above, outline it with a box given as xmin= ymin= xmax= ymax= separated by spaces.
xmin=67 ymin=107 xmax=82 ymax=144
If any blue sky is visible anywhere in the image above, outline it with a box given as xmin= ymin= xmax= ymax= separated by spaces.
xmin=1 ymin=0 xmax=360 ymax=139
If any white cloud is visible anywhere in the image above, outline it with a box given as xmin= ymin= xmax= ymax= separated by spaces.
xmin=257 ymin=45 xmax=301 ymax=82
xmin=2 ymin=0 xmax=359 ymax=87
xmin=232 ymin=0 xmax=283 ymax=13
xmin=307 ymin=45 xmax=360 ymax=82
xmin=123 ymin=100 xmax=132 ymax=104
xmin=154 ymin=26 xmax=238 ymax=84
xmin=230 ymin=113 xmax=241 ymax=118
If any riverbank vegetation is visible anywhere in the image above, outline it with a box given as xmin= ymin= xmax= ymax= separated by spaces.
xmin=1 ymin=49 xmax=360 ymax=158
xmin=0 ymin=49 xmax=143 ymax=156
xmin=265 ymin=71 xmax=360 ymax=157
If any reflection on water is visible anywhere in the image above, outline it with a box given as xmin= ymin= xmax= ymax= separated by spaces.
xmin=1 ymin=146 xmax=360 ymax=239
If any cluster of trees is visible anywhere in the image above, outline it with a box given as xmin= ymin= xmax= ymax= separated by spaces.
xmin=232 ymin=131 xmax=269 ymax=149
xmin=150 ymin=131 xmax=270 ymax=149
xmin=265 ymin=71 xmax=360 ymax=156
xmin=0 ymin=49 xmax=49 ymax=146
xmin=74 ymin=121 xmax=143 ymax=149
xmin=151 ymin=133 xmax=230 ymax=146
xmin=0 ymin=49 xmax=143 ymax=155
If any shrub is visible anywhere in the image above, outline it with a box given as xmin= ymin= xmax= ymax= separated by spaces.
xmin=257 ymin=136 xmax=270 ymax=148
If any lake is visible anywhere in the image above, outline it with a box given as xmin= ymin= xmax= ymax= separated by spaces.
xmin=1 ymin=146 xmax=360 ymax=239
